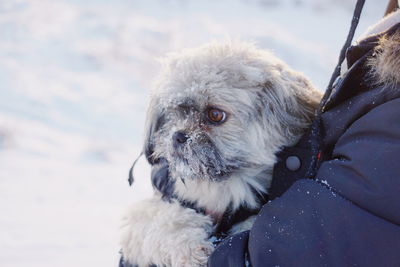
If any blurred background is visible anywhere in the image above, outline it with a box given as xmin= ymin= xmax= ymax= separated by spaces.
xmin=0 ymin=0 xmax=386 ymax=266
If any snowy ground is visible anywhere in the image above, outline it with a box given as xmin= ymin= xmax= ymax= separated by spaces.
xmin=0 ymin=0 xmax=386 ymax=266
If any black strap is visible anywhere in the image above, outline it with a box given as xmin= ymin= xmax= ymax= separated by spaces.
xmin=177 ymin=198 xmax=206 ymax=214
xmin=319 ymin=0 xmax=366 ymax=111
xmin=178 ymin=194 xmax=266 ymax=237
xmin=306 ymin=0 xmax=366 ymax=179
xmin=215 ymin=187 xmax=268 ymax=237
xmin=215 ymin=207 xmax=260 ymax=236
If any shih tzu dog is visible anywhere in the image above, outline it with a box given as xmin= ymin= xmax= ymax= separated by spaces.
xmin=120 ymin=41 xmax=322 ymax=267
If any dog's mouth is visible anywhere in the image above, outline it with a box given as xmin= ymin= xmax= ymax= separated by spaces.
xmin=167 ymin=132 xmax=251 ymax=181
xmin=170 ymin=150 xmax=243 ymax=181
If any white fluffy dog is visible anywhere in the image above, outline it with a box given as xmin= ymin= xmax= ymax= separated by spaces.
xmin=120 ymin=41 xmax=322 ymax=267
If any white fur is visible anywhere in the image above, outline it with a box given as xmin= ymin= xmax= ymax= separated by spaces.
xmin=121 ymin=41 xmax=321 ymax=267
xmin=120 ymin=195 xmax=214 ymax=267
xmin=173 ymin=167 xmax=271 ymax=217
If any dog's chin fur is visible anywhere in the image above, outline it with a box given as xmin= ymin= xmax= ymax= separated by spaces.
xmin=121 ymin=41 xmax=322 ymax=267
xmin=173 ymin=167 xmax=272 ymax=216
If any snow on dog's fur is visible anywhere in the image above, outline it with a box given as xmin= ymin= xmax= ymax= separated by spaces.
xmin=120 ymin=41 xmax=322 ymax=267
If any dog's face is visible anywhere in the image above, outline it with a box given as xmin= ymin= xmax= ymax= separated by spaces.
xmin=150 ymin=85 xmax=262 ymax=182
xmin=144 ymin=42 xmax=320 ymax=195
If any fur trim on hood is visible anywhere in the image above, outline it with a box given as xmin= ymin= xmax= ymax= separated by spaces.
xmin=368 ymin=26 xmax=400 ymax=88
xmin=359 ymin=10 xmax=400 ymax=40
xmin=361 ymin=10 xmax=400 ymax=88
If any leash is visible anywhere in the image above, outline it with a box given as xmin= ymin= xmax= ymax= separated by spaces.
xmin=306 ymin=0 xmax=366 ymax=178
xmin=319 ymin=0 xmax=366 ymax=111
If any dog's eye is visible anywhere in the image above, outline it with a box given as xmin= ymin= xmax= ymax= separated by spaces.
xmin=207 ymin=108 xmax=227 ymax=124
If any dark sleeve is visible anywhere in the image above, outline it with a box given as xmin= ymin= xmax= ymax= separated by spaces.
xmin=208 ymin=231 xmax=250 ymax=267
xmin=208 ymin=99 xmax=400 ymax=267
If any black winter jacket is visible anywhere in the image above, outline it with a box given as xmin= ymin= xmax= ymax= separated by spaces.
xmin=208 ymin=23 xmax=400 ymax=267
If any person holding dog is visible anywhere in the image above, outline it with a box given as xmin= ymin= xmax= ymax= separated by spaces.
xmin=208 ymin=0 xmax=400 ymax=266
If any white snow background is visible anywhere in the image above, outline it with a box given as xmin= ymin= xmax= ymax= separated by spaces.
xmin=0 ymin=0 xmax=386 ymax=266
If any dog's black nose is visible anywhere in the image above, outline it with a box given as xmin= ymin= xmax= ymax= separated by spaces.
xmin=173 ymin=131 xmax=189 ymax=145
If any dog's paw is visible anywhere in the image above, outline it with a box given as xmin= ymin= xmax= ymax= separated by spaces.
xmin=120 ymin=196 xmax=214 ymax=267
xmin=172 ymin=239 xmax=214 ymax=267
xmin=190 ymin=241 xmax=215 ymax=266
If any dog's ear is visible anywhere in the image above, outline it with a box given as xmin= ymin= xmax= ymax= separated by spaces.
xmin=143 ymin=99 xmax=176 ymax=199
xmin=289 ymin=74 xmax=322 ymax=123
xmin=151 ymin=157 xmax=175 ymax=200
xmin=255 ymin=72 xmax=322 ymax=144
xmin=143 ymin=97 xmax=166 ymax=165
